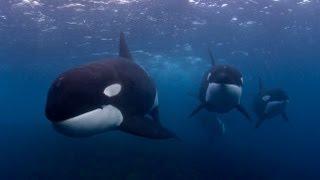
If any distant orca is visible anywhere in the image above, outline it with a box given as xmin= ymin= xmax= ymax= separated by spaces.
xmin=190 ymin=49 xmax=251 ymax=122
xmin=253 ymin=78 xmax=289 ymax=128
xmin=201 ymin=116 xmax=226 ymax=137
xmin=45 ymin=33 xmax=175 ymax=139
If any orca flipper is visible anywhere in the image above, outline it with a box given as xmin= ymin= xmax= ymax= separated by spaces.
xmin=255 ymin=117 xmax=265 ymax=128
xmin=120 ymin=116 xmax=175 ymax=139
xmin=189 ymin=104 xmax=206 ymax=117
xmin=281 ymin=112 xmax=289 ymax=122
xmin=236 ymin=105 xmax=252 ymax=122
xmin=119 ymin=32 xmax=133 ymax=60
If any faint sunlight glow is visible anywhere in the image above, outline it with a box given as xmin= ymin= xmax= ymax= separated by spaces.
xmin=109 ymin=0 xmax=140 ymax=4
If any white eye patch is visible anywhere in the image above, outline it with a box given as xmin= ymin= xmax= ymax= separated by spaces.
xmin=241 ymin=77 xmax=243 ymax=84
xmin=262 ymin=95 xmax=271 ymax=101
xmin=103 ymin=83 xmax=122 ymax=97
xmin=207 ymin=73 xmax=212 ymax=81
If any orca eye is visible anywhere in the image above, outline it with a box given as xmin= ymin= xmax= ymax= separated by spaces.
xmin=103 ymin=83 xmax=122 ymax=97
xmin=241 ymin=77 xmax=243 ymax=84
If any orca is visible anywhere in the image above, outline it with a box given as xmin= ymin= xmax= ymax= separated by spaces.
xmin=189 ymin=48 xmax=251 ymax=122
xmin=253 ymin=78 xmax=289 ymax=128
xmin=45 ymin=32 xmax=175 ymax=139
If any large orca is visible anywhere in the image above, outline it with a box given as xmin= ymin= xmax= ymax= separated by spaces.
xmin=253 ymin=78 xmax=289 ymax=128
xmin=190 ymin=49 xmax=251 ymax=122
xmin=45 ymin=33 xmax=175 ymax=139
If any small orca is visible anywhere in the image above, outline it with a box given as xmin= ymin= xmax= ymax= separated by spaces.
xmin=253 ymin=78 xmax=289 ymax=128
xmin=189 ymin=48 xmax=251 ymax=122
xmin=45 ymin=32 xmax=175 ymax=139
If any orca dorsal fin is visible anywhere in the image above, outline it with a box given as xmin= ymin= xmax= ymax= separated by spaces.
xmin=119 ymin=32 xmax=133 ymax=60
xmin=258 ymin=77 xmax=264 ymax=93
xmin=208 ymin=48 xmax=216 ymax=66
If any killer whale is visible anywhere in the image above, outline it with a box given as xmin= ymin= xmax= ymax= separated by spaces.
xmin=45 ymin=32 xmax=175 ymax=139
xmin=189 ymin=48 xmax=251 ymax=122
xmin=253 ymin=78 xmax=289 ymax=128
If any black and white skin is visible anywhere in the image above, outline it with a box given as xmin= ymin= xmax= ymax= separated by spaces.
xmin=253 ymin=78 xmax=289 ymax=128
xmin=45 ymin=33 xmax=175 ymax=139
xmin=190 ymin=49 xmax=251 ymax=122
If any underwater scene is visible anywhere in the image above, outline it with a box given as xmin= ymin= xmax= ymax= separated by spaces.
xmin=1 ymin=0 xmax=320 ymax=179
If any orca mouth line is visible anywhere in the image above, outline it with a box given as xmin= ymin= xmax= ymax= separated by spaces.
xmin=52 ymin=109 xmax=96 ymax=122
xmin=208 ymin=83 xmax=242 ymax=91
xmin=56 ymin=105 xmax=122 ymax=123
xmin=214 ymin=83 xmax=239 ymax=87
xmin=58 ymin=108 xmax=103 ymax=122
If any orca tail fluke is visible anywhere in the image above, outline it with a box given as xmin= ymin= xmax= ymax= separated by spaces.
xmin=119 ymin=32 xmax=133 ymax=60
xmin=120 ymin=116 xmax=176 ymax=139
xmin=236 ymin=105 xmax=252 ymax=122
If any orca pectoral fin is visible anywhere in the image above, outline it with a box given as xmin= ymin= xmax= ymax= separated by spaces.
xmin=189 ymin=104 xmax=206 ymax=118
xmin=281 ymin=112 xmax=289 ymax=122
xmin=120 ymin=116 xmax=176 ymax=139
xmin=255 ymin=118 xmax=265 ymax=128
xmin=236 ymin=105 xmax=252 ymax=122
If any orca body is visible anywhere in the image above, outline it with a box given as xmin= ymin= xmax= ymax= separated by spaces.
xmin=253 ymin=78 xmax=289 ymax=128
xmin=190 ymin=49 xmax=251 ymax=122
xmin=45 ymin=33 xmax=175 ymax=139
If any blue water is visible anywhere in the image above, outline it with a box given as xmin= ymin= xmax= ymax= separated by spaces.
xmin=1 ymin=0 xmax=320 ymax=179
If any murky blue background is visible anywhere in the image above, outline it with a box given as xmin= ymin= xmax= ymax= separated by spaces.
xmin=0 ymin=0 xmax=320 ymax=179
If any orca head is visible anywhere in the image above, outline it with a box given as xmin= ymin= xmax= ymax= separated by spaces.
xmin=262 ymin=89 xmax=289 ymax=115
xmin=263 ymin=89 xmax=289 ymax=103
xmin=205 ymin=65 xmax=243 ymax=106
xmin=45 ymin=64 xmax=125 ymax=137
xmin=207 ymin=65 xmax=243 ymax=87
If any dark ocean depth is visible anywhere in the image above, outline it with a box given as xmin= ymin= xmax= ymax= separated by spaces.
xmin=0 ymin=0 xmax=320 ymax=179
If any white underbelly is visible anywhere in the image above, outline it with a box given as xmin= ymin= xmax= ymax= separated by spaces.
xmin=53 ymin=105 xmax=123 ymax=137
xmin=205 ymin=83 xmax=242 ymax=108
